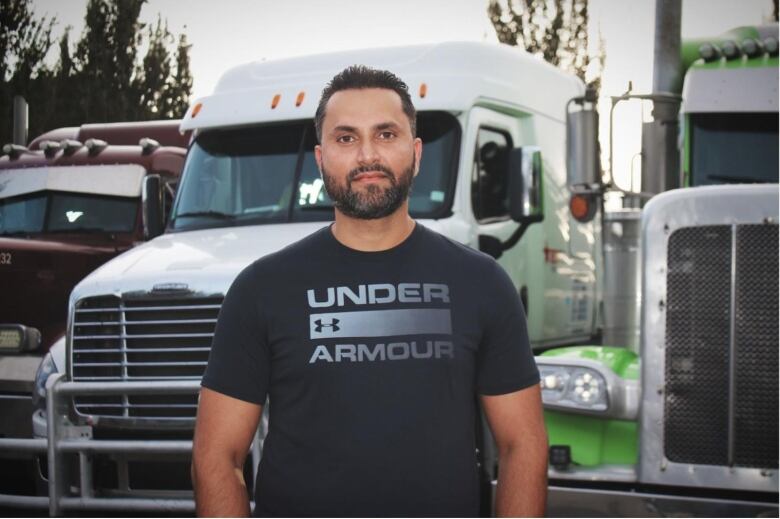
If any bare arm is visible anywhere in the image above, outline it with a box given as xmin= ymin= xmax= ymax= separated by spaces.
xmin=481 ymin=384 xmax=548 ymax=517
xmin=192 ymin=387 xmax=262 ymax=517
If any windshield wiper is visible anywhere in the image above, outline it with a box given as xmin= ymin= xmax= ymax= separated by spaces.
xmin=706 ymin=174 xmax=766 ymax=184
xmin=299 ymin=205 xmax=335 ymax=211
xmin=48 ymin=227 xmax=113 ymax=233
xmin=175 ymin=210 xmax=237 ymax=220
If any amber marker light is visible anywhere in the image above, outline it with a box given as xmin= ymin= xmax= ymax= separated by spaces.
xmin=569 ymin=193 xmax=596 ymax=223
xmin=191 ymin=103 xmax=203 ymax=118
xmin=419 ymin=83 xmax=428 ymax=98
xmin=296 ymin=91 xmax=305 ymax=107
xmin=271 ymin=94 xmax=281 ymax=109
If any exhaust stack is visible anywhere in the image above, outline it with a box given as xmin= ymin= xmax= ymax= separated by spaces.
xmin=641 ymin=0 xmax=682 ymax=195
xmin=13 ymin=95 xmax=28 ymax=146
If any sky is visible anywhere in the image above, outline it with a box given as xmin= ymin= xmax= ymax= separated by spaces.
xmin=29 ymin=0 xmax=776 ymax=186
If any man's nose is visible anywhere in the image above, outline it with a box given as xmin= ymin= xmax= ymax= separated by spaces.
xmin=357 ymin=138 xmax=380 ymax=165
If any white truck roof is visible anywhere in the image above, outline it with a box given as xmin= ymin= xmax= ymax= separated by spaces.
xmin=682 ymin=64 xmax=779 ymax=113
xmin=181 ymin=41 xmax=583 ymax=132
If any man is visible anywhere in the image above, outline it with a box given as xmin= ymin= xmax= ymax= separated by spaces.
xmin=192 ymin=65 xmax=548 ymax=517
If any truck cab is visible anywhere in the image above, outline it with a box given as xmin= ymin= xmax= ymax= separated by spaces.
xmin=0 ymin=121 xmax=187 ymax=495
xmin=537 ymin=25 xmax=778 ymax=517
xmin=681 ymin=28 xmax=779 ymax=188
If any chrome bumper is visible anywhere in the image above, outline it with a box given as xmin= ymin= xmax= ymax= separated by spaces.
xmin=547 ymin=484 xmax=778 ymax=517
xmin=0 ymin=373 xmax=263 ymax=516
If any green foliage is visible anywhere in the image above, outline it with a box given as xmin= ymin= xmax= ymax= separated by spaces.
xmin=0 ymin=0 xmax=56 ymax=146
xmin=0 ymin=0 xmax=55 ymax=82
xmin=134 ymin=16 xmax=192 ymax=119
xmin=136 ymin=15 xmax=173 ymax=118
xmin=488 ymin=0 xmax=605 ymax=93
xmin=75 ymin=0 xmax=145 ymax=122
xmin=0 ymin=0 xmax=193 ymax=146
xmin=170 ymin=33 xmax=194 ymax=119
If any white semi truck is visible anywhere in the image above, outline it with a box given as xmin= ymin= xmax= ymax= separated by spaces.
xmin=9 ymin=41 xmax=598 ymax=515
xmin=5 ymin=20 xmax=778 ymax=519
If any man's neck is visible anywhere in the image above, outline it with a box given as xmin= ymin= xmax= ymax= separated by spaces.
xmin=331 ymin=205 xmax=415 ymax=252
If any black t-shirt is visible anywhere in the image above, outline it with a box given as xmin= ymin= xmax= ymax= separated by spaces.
xmin=201 ymin=223 xmax=539 ymax=517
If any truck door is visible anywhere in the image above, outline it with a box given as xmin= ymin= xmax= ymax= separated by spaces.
xmin=465 ymin=107 xmax=596 ymax=347
xmin=465 ymin=107 xmax=543 ymax=342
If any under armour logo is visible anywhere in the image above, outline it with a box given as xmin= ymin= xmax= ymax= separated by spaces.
xmin=313 ymin=318 xmax=340 ymax=333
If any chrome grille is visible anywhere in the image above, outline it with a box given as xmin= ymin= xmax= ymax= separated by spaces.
xmin=664 ymin=226 xmax=731 ymax=465
xmin=664 ymin=224 xmax=778 ymax=469
xmin=733 ymin=224 xmax=779 ymax=468
xmin=72 ymin=295 xmax=223 ymax=420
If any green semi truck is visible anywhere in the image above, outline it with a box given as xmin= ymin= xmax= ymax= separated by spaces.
xmin=539 ymin=21 xmax=778 ymax=516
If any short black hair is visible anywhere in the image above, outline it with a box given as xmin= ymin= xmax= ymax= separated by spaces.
xmin=315 ymin=65 xmax=416 ymax=142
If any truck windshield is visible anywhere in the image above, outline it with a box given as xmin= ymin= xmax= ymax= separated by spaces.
xmin=690 ymin=112 xmax=779 ymax=186
xmin=0 ymin=191 xmax=137 ymax=235
xmin=169 ymin=112 xmax=460 ymax=231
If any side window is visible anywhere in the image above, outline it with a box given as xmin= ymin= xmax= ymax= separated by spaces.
xmin=162 ymin=175 xmax=178 ymax=222
xmin=471 ymin=128 xmax=511 ymax=222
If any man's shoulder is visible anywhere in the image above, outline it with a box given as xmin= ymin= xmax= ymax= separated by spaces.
xmin=417 ymin=224 xmax=500 ymax=273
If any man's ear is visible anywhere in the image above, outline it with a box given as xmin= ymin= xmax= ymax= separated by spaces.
xmin=314 ymin=144 xmax=323 ymax=176
xmin=413 ymin=138 xmax=423 ymax=177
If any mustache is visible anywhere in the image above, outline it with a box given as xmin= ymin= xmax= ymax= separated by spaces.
xmin=347 ymin=164 xmax=394 ymax=181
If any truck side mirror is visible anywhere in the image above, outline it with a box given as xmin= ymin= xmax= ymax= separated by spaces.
xmin=479 ymin=146 xmax=544 ymax=260
xmin=508 ymin=146 xmax=544 ymax=223
xmin=142 ymin=174 xmax=164 ymax=240
xmin=566 ymin=93 xmax=600 ymax=190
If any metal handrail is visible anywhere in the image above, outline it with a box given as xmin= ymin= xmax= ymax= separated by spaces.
xmin=0 ymin=494 xmax=49 ymax=509
xmin=0 ymin=437 xmax=46 ymax=453
xmin=0 ymin=375 xmax=265 ymax=516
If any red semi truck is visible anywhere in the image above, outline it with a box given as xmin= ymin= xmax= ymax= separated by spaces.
xmin=0 ymin=121 xmax=188 ymax=493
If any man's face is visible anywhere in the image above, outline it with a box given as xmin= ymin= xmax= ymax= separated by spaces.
xmin=315 ymin=88 xmax=422 ymax=219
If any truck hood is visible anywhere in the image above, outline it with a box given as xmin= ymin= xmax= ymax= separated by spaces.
xmin=71 ymin=219 xmax=464 ymax=302
xmin=72 ymin=222 xmax=331 ymax=301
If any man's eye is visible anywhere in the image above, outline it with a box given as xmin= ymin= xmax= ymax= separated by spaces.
xmin=378 ymin=131 xmax=396 ymax=140
xmin=336 ymin=135 xmax=356 ymax=144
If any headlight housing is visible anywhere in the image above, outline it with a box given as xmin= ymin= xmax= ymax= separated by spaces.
xmin=540 ymin=365 xmax=608 ymax=411
xmin=0 ymin=324 xmax=41 ymax=353
xmin=536 ymin=356 xmax=639 ymax=420
xmin=32 ymin=352 xmax=58 ymax=412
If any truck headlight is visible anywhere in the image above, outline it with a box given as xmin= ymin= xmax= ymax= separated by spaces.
xmin=32 ymin=352 xmax=58 ymax=412
xmin=0 ymin=324 xmax=41 ymax=353
xmin=536 ymin=356 xmax=639 ymax=420
xmin=539 ymin=365 xmax=607 ymax=411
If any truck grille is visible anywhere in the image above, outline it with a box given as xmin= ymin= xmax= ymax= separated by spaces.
xmin=664 ymin=224 xmax=778 ymax=469
xmin=71 ymin=295 xmax=223 ymax=420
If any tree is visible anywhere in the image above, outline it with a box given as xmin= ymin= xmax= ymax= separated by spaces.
xmin=0 ymin=0 xmax=56 ymax=145
xmin=133 ymin=17 xmax=193 ymax=119
xmin=0 ymin=0 xmax=55 ymax=82
xmin=488 ymin=0 xmax=604 ymax=92
xmin=169 ymin=33 xmax=193 ymax=118
xmin=75 ymin=0 xmax=145 ymax=122
xmin=50 ymin=27 xmax=82 ymax=130
xmin=135 ymin=16 xmax=173 ymax=119
xmin=0 ymin=0 xmax=194 ymax=146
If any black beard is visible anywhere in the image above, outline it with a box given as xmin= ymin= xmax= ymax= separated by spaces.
xmin=321 ymin=159 xmax=415 ymax=220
